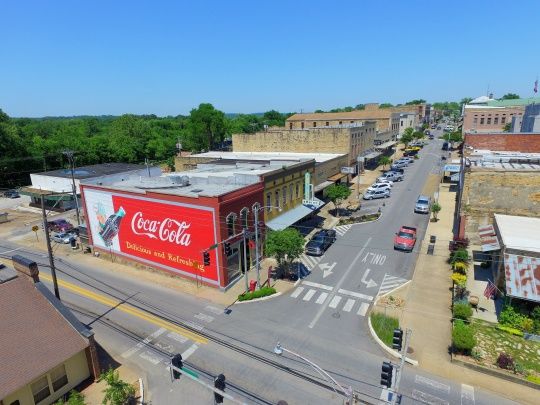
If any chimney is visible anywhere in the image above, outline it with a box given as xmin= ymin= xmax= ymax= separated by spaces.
xmin=11 ymin=255 xmax=40 ymax=283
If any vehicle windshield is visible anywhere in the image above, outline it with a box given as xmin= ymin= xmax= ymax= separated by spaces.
xmin=398 ymin=232 xmax=413 ymax=239
xmin=312 ymin=236 xmax=325 ymax=243
xmin=417 ymin=199 xmax=429 ymax=205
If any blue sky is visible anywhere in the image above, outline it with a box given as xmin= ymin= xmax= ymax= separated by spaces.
xmin=2 ymin=0 xmax=539 ymax=117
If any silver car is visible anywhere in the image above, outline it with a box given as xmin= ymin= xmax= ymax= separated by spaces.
xmin=363 ymin=188 xmax=390 ymax=200
xmin=414 ymin=195 xmax=431 ymax=214
xmin=52 ymin=232 xmax=75 ymax=244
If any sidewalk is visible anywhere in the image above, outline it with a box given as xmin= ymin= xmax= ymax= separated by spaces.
xmin=398 ymin=170 xmax=538 ymax=404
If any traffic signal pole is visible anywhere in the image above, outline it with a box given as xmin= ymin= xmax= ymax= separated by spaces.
xmin=391 ymin=328 xmax=412 ymax=405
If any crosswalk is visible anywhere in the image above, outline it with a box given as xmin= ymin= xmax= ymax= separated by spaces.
xmin=377 ymin=274 xmax=408 ymax=296
xmin=290 ymin=281 xmax=372 ymax=317
xmin=334 ymin=224 xmax=352 ymax=236
xmin=297 ymin=253 xmax=322 ymax=270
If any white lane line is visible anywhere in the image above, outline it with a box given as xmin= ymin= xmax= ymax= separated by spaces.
xmin=303 ymin=289 xmax=317 ymax=301
xmin=309 ymin=237 xmax=372 ymax=329
xmin=357 ymin=302 xmax=369 ymax=316
xmin=122 ymin=327 xmax=166 ymax=358
xmin=412 ymin=389 xmax=449 ymax=405
xmin=415 ymin=375 xmax=450 ymax=393
xmin=302 ymin=280 xmax=333 ymax=291
xmin=291 ymin=287 xmax=304 ymax=298
xmin=338 ymin=288 xmax=374 ymax=301
xmin=328 ymin=296 xmax=342 ymax=309
xmin=181 ymin=343 xmax=199 ymax=360
xmin=315 ymin=292 xmax=328 ymax=304
xmin=461 ymin=384 xmax=475 ymax=405
xmin=342 ymin=298 xmax=355 ymax=312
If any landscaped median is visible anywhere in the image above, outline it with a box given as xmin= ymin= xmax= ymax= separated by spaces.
xmin=237 ymin=286 xmax=277 ymax=302
xmin=370 ymin=312 xmax=399 ymax=347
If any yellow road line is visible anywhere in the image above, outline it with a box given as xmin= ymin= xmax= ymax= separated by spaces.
xmin=40 ymin=273 xmax=208 ymax=344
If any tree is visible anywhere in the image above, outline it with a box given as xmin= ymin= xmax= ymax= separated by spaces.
xmin=355 ymin=104 xmax=365 ymax=110
xmin=265 ymin=228 xmax=305 ymax=270
xmin=262 ymin=110 xmax=286 ymax=127
xmin=412 ymin=131 xmax=425 ymax=140
xmin=502 ymin=122 xmax=512 ymax=132
xmin=379 ymin=103 xmax=393 ymax=108
xmin=405 ymin=99 xmax=426 ymax=105
xmin=314 ymin=109 xmax=325 ymax=113
xmin=378 ymin=156 xmax=392 ymax=169
xmin=326 ymin=184 xmax=351 ymax=217
xmin=54 ymin=390 xmax=86 ymax=405
xmin=343 ymin=106 xmax=354 ymax=112
xmin=400 ymin=132 xmax=414 ymax=147
xmin=98 ymin=368 xmax=135 ymax=405
xmin=460 ymin=97 xmax=473 ymax=106
xmin=448 ymin=131 xmax=463 ymax=143
xmin=431 ymin=202 xmax=441 ymax=221
xmin=500 ymin=93 xmax=520 ymax=100
xmin=186 ymin=103 xmax=227 ymax=151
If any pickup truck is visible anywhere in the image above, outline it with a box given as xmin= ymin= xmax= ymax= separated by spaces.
xmin=394 ymin=226 xmax=417 ymax=252
xmin=378 ymin=171 xmax=404 ymax=182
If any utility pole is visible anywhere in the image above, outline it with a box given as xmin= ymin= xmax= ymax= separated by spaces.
xmin=41 ymin=194 xmax=60 ymax=299
xmin=356 ymin=156 xmax=365 ymax=199
xmin=63 ymin=150 xmax=81 ymax=226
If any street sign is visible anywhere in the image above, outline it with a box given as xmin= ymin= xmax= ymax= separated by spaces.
xmin=32 ymin=225 xmax=39 ymax=232
xmin=341 ymin=166 xmax=356 ymax=174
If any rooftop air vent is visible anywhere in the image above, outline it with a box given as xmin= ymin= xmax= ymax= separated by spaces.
xmin=190 ymin=189 xmax=203 ymax=193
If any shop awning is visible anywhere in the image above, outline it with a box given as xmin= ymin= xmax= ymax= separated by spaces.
xmin=19 ymin=187 xmax=72 ymax=200
xmin=443 ymin=164 xmax=461 ymax=173
xmin=375 ymin=141 xmax=397 ymax=149
xmin=314 ymin=180 xmax=334 ymax=193
xmin=478 ymin=224 xmax=501 ymax=252
xmin=504 ymin=253 xmax=540 ymax=302
xmin=266 ymin=198 xmax=326 ymax=231
xmin=363 ymin=151 xmax=382 ymax=160
xmin=327 ymin=173 xmax=347 ymax=182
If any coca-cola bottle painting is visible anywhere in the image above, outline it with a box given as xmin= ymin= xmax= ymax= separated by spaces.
xmin=98 ymin=206 xmax=126 ymax=246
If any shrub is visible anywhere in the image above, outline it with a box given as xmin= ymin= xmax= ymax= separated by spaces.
xmin=453 ymin=302 xmax=473 ymax=322
xmin=496 ymin=353 xmax=515 ymax=370
xmin=514 ymin=362 xmax=525 ymax=375
xmin=452 ymin=261 xmax=468 ymax=274
xmin=471 ymin=347 xmax=485 ymax=360
xmin=451 ymin=272 xmax=467 ymax=287
xmin=496 ymin=324 xmax=524 ymax=337
xmin=452 ymin=320 xmax=476 ymax=353
xmin=526 ymin=374 xmax=540 ymax=384
xmin=238 ymin=287 xmax=276 ymax=301
xmin=521 ymin=318 xmax=534 ymax=333
xmin=451 ymin=248 xmax=469 ymax=264
xmin=531 ymin=306 xmax=540 ymax=322
xmin=499 ymin=305 xmax=526 ymax=330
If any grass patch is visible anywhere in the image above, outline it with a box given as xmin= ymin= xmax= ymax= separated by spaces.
xmin=339 ymin=213 xmax=380 ymax=225
xmin=370 ymin=312 xmax=399 ymax=348
xmin=470 ymin=319 xmax=540 ymax=374
xmin=238 ymin=286 xmax=276 ymax=302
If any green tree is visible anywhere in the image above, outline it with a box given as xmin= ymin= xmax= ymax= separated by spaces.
xmin=379 ymin=103 xmax=393 ymax=108
xmin=265 ymin=228 xmax=305 ymax=270
xmin=343 ymin=106 xmax=354 ymax=112
xmin=54 ymin=390 xmax=86 ymax=405
xmin=400 ymin=132 xmax=414 ymax=147
xmin=500 ymin=93 xmax=520 ymax=100
xmin=431 ymin=202 xmax=441 ymax=221
xmin=98 ymin=368 xmax=135 ymax=405
xmin=314 ymin=109 xmax=325 ymax=113
xmin=502 ymin=122 xmax=512 ymax=132
xmin=449 ymin=131 xmax=463 ymax=143
xmin=262 ymin=110 xmax=286 ymax=127
xmin=186 ymin=103 xmax=227 ymax=151
xmin=413 ymin=131 xmax=425 ymax=140
xmin=378 ymin=156 xmax=392 ymax=169
xmin=405 ymin=99 xmax=426 ymax=105
xmin=460 ymin=97 xmax=473 ymax=106
xmin=326 ymin=183 xmax=352 ymax=217
xmin=355 ymin=104 xmax=365 ymax=110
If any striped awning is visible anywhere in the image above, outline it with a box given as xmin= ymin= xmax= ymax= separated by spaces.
xmin=504 ymin=253 xmax=540 ymax=302
xmin=478 ymin=225 xmax=501 ymax=252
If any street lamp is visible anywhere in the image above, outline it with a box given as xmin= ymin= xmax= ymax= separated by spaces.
xmin=273 ymin=342 xmax=353 ymax=404
xmin=253 ymin=204 xmax=281 ymax=287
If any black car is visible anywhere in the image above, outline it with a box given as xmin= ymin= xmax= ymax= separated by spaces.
xmin=305 ymin=229 xmax=337 ymax=256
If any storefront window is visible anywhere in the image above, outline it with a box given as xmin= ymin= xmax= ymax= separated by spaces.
xmin=240 ymin=208 xmax=249 ymax=229
xmin=226 ymin=213 xmax=236 ymax=237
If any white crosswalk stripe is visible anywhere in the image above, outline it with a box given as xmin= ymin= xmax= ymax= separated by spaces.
xmin=334 ymin=224 xmax=352 ymax=236
xmin=303 ymin=289 xmax=317 ymax=301
xmin=297 ymin=253 xmax=322 ymax=270
xmin=378 ymin=273 xmax=408 ymax=296
xmin=315 ymin=292 xmax=328 ymax=304
xmin=329 ymin=296 xmax=342 ymax=308
xmin=291 ymin=287 xmax=304 ymax=298
xmin=342 ymin=298 xmax=355 ymax=312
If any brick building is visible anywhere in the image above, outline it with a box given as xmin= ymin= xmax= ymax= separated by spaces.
xmin=232 ymin=122 xmax=376 ymax=166
xmin=462 ymin=105 xmax=525 ymax=133
xmin=464 ymin=132 xmax=540 ymax=153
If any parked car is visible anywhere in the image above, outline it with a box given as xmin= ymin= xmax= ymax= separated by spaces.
xmin=396 ymin=157 xmax=414 ymax=164
xmin=388 ymin=167 xmax=405 ymax=175
xmin=444 ymin=125 xmax=454 ymax=132
xmin=47 ymin=219 xmax=74 ymax=232
xmin=379 ymin=171 xmax=404 ymax=182
xmin=428 ymin=134 xmax=434 ymax=140
xmin=51 ymin=232 xmax=76 ymax=244
xmin=403 ymin=148 xmax=419 ymax=157
xmin=431 ymin=124 xmax=436 ymax=129
xmin=442 ymin=142 xmax=450 ymax=151
xmin=414 ymin=195 xmax=431 ymax=214
xmin=375 ymin=179 xmax=393 ymax=187
xmin=367 ymin=182 xmax=391 ymax=193
xmin=3 ymin=190 xmax=20 ymax=198
xmin=391 ymin=161 xmax=408 ymax=170
xmin=363 ymin=188 xmax=391 ymax=200
xmin=393 ymin=226 xmax=417 ymax=251
xmin=305 ymin=229 xmax=337 ymax=256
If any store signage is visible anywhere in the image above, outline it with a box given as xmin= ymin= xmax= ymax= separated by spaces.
xmin=341 ymin=166 xmax=356 ymax=174
xmin=83 ymin=188 xmax=218 ymax=283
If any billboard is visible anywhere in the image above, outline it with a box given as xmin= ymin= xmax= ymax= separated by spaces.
xmin=83 ymin=188 xmax=219 ymax=284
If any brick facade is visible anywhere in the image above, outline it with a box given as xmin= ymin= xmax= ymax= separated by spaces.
xmin=462 ymin=106 xmax=525 ymax=133
xmin=464 ymin=133 xmax=540 ymax=153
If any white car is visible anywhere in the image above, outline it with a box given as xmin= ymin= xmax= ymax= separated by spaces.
xmin=363 ymin=188 xmax=391 ymax=200
xmin=375 ymin=179 xmax=394 ymax=187
xmin=367 ymin=183 xmax=391 ymax=193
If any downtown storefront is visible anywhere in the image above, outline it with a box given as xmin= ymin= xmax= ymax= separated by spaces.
xmin=80 ymin=182 xmax=263 ymax=289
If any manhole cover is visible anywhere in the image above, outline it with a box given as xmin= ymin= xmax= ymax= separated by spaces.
xmin=332 ymin=312 xmax=341 ymax=319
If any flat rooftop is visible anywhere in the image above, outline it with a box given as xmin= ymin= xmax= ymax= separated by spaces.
xmin=192 ymin=151 xmax=344 ymax=163
xmin=467 ymin=149 xmax=540 ymax=171
xmin=36 ymin=163 xmax=151 ymax=179
xmin=495 ymin=214 xmax=540 ymax=253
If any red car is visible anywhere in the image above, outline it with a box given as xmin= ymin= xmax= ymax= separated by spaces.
xmin=394 ymin=226 xmax=417 ymax=252
xmin=47 ymin=219 xmax=74 ymax=232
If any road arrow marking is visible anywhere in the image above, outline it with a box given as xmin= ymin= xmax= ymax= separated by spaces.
xmin=361 ymin=268 xmax=377 ymax=288
xmin=318 ymin=262 xmax=336 ymax=278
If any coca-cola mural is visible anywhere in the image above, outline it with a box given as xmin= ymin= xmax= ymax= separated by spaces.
xmin=83 ymin=188 xmax=219 ymax=283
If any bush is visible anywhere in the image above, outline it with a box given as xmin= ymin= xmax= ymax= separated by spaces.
xmin=450 ymin=248 xmax=469 ymax=264
xmin=514 ymin=362 xmax=526 ymax=375
xmin=453 ymin=302 xmax=473 ymax=322
xmin=496 ymin=324 xmax=524 ymax=337
xmin=526 ymin=374 xmax=540 ymax=384
xmin=496 ymin=352 xmax=515 ymax=370
xmin=452 ymin=320 xmax=476 ymax=353
xmin=452 ymin=261 xmax=468 ymax=274
xmin=521 ymin=318 xmax=534 ymax=333
xmin=471 ymin=347 xmax=485 ymax=360
xmin=499 ymin=305 xmax=526 ymax=330
xmin=238 ymin=287 xmax=276 ymax=301
xmin=451 ymin=272 xmax=467 ymax=287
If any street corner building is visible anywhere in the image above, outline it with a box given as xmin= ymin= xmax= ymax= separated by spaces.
xmin=0 ymin=259 xmax=99 ymax=405
xmin=80 ymin=172 xmax=264 ymax=289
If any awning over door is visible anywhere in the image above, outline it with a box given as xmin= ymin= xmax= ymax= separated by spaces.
xmin=478 ymin=224 xmax=501 ymax=252
xmin=266 ymin=198 xmax=326 ymax=231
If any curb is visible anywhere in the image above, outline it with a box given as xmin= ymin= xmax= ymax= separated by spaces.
xmin=138 ymin=378 xmax=144 ymax=404
xmin=233 ymin=292 xmax=282 ymax=305
xmin=367 ymin=313 xmax=419 ymax=366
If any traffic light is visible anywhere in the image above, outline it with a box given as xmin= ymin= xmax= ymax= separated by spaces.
xmin=380 ymin=361 xmax=393 ymax=388
xmin=392 ymin=328 xmax=403 ymax=352
xmin=224 ymin=242 xmax=231 ymax=256
xmin=203 ymin=251 xmax=210 ymax=266
xmin=214 ymin=373 xmax=226 ymax=404
xmin=171 ymin=354 xmax=183 ymax=379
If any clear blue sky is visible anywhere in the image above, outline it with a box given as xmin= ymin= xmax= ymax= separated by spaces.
xmin=2 ymin=0 xmax=539 ymax=117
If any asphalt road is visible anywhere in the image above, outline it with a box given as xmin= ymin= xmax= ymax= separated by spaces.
xmin=0 ymin=133 xmax=520 ymax=404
